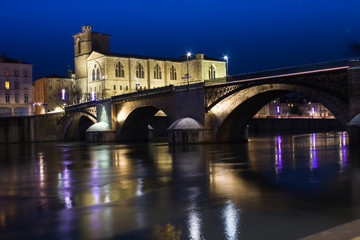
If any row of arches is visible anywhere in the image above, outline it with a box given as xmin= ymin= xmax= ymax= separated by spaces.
xmin=91 ymin=62 xmax=219 ymax=81
xmin=64 ymin=82 xmax=347 ymax=143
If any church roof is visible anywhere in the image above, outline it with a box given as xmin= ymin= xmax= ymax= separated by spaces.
xmin=105 ymin=52 xmax=224 ymax=62
xmin=106 ymin=52 xmax=184 ymax=62
xmin=44 ymin=74 xmax=67 ymax=78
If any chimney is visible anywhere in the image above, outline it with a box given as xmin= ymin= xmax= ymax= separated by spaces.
xmin=196 ymin=53 xmax=204 ymax=59
xmin=82 ymin=25 xmax=92 ymax=32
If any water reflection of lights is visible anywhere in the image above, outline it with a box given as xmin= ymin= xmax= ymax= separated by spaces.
xmin=136 ymin=178 xmax=143 ymax=196
xmin=339 ymin=131 xmax=348 ymax=170
xmin=275 ymin=135 xmax=283 ymax=174
xmin=222 ymin=200 xmax=240 ymax=240
xmin=38 ymin=152 xmax=45 ymax=186
xmin=187 ymin=205 xmax=203 ymax=240
xmin=61 ymin=165 xmax=73 ymax=209
xmin=310 ymin=133 xmax=318 ymax=170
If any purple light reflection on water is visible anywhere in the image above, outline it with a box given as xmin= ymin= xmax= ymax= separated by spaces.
xmin=275 ymin=135 xmax=283 ymax=174
xmin=311 ymin=133 xmax=318 ymax=170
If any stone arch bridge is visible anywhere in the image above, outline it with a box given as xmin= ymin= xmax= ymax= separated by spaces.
xmin=63 ymin=59 xmax=360 ymax=144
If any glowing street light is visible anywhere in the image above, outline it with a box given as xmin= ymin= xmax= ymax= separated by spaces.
xmin=61 ymin=89 xmax=65 ymax=101
xmin=186 ymin=52 xmax=191 ymax=90
xmin=91 ymin=90 xmax=96 ymax=101
xmin=224 ymin=55 xmax=229 ymax=76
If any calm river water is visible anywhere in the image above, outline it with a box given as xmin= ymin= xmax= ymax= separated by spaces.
xmin=0 ymin=132 xmax=360 ymax=240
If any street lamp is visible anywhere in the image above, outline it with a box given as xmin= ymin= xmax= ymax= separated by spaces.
xmin=186 ymin=52 xmax=191 ymax=89
xmin=224 ymin=55 xmax=229 ymax=76
xmin=61 ymin=89 xmax=66 ymax=101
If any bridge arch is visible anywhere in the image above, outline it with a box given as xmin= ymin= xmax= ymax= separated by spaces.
xmin=208 ymin=83 xmax=349 ymax=142
xmin=117 ymin=105 xmax=171 ymax=141
xmin=61 ymin=111 xmax=97 ymax=141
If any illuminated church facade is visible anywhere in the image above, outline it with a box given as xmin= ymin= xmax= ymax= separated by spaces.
xmin=73 ymin=26 xmax=226 ymax=100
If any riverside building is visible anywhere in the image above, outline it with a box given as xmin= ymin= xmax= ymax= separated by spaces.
xmin=33 ymin=71 xmax=76 ymax=114
xmin=0 ymin=53 xmax=33 ymax=117
xmin=73 ymin=26 xmax=226 ymax=100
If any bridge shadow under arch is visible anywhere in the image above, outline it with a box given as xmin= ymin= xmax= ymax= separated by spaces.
xmin=62 ymin=112 xmax=96 ymax=141
xmin=117 ymin=106 xmax=170 ymax=142
xmin=212 ymin=84 xmax=349 ymax=142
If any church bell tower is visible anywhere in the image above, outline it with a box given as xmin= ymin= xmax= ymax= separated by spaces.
xmin=72 ymin=26 xmax=110 ymax=98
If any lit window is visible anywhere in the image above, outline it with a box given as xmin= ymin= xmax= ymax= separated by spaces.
xmin=5 ymin=81 xmax=10 ymax=89
xmin=170 ymin=65 xmax=177 ymax=80
xmin=154 ymin=64 xmax=161 ymax=79
xmin=5 ymin=69 xmax=10 ymax=77
xmin=115 ymin=61 xmax=124 ymax=77
xmin=209 ymin=65 xmax=216 ymax=79
xmin=136 ymin=63 xmax=144 ymax=78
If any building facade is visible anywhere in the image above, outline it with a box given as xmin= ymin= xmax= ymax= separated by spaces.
xmin=0 ymin=53 xmax=33 ymax=117
xmin=73 ymin=26 xmax=226 ymax=100
xmin=255 ymin=98 xmax=333 ymax=118
xmin=33 ymin=72 xmax=76 ymax=114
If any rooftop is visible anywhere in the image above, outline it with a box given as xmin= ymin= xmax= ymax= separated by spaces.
xmin=0 ymin=52 xmax=28 ymax=64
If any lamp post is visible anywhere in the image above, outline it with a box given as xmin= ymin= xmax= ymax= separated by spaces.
xmin=186 ymin=52 xmax=191 ymax=90
xmin=224 ymin=55 xmax=229 ymax=76
xmin=61 ymin=89 xmax=65 ymax=101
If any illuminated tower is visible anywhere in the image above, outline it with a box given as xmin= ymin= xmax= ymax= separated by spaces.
xmin=72 ymin=26 xmax=110 ymax=99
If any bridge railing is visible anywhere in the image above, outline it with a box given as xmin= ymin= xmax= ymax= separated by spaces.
xmin=204 ymin=77 xmax=228 ymax=86
xmin=65 ymin=99 xmax=110 ymax=113
xmin=111 ymin=85 xmax=175 ymax=102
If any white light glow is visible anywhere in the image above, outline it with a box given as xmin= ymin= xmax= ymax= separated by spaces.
xmin=61 ymin=89 xmax=65 ymax=101
xmin=222 ymin=200 xmax=240 ymax=240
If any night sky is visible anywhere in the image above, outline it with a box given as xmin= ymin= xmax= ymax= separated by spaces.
xmin=2 ymin=0 xmax=360 ymax=79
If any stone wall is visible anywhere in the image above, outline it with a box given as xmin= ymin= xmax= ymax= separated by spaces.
xmin=248 ymin=118 xmax=344 ymax=134
xmin=0 ymin=113 xmax=64 ymax=143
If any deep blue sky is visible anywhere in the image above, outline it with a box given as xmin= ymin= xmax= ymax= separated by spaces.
xmin=1 ymin=0 xmax=360 ymax=79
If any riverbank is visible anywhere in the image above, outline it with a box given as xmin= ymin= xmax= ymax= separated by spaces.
xmin=248 ymin=117 xmax=344 ymax=134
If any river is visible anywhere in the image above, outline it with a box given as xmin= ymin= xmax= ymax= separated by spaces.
xmin=0 ymin=132 xmax=359 ymax=240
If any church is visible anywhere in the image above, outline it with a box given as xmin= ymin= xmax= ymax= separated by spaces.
xmin=73 ymin=26 xmax=226 ymax=100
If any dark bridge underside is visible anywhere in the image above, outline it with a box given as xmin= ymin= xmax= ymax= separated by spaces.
xmin=205 ymin=68 xmax=348 ymax=111
xmin=216 ymin=90 xmax=291 ymax=142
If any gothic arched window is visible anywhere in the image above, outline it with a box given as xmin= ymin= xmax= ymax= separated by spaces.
xmin=154 ymin=64 xmax=161 ymax=79
xmin=136 ymin=63 xmax=144 ymax=78
xmin=77 ymin=38 xmax=81 ymax=54
xmin=92 ymin=69 xmax=95 ymax=81
xmin=209 ymin=65 xmax=216 ymax=79
xmin=115 ymin=61 xmax=124 ymax=77
xmin=170 ymin=65 xmax=177 ymax=80
xmin=96 ymin=67 xmax=100 ymax=80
